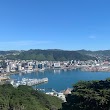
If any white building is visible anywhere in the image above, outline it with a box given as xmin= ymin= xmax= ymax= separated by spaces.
xmin=54 ymin=62 xmax=61 ymax=68
xmin=18 ymin=64 xmax=22 ymax=71
xmin=6 ymin=65 xmax=10 ymax=73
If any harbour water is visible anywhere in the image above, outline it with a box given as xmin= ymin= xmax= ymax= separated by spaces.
xmin=10 ymin=69 xmax=110 ymax=92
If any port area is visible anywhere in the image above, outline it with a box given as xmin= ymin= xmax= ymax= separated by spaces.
xmin=7 ymin=77 xmax=48 ymax=87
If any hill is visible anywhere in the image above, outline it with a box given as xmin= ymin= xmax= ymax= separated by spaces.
xmin=0 ymin=50 xmax=21 ymax=55
xmin=5 ymin=49 xmax=97 ymax=61
xmin=61 ymin=78 xmax=110 ymax=110
xmin=1 ymin=49 xmax=110 ymax=61
xmin=0 ymin=84 xmax=62 ymax=110
xmin=77 ymin=50 xmax=110 ymax=60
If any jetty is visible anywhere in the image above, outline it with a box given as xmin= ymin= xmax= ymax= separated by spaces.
xmin=11 ymin=77 xmax=48 ymax=87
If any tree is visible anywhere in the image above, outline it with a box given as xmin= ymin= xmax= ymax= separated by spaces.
xmin=0 ymin=84 xmax=62 ymax=110
xmin=62 ymin=79 xmax=110 ymax=110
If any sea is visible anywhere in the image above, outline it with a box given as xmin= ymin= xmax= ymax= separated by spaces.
xmin=10 ymin=69 xmax=110 ymax=92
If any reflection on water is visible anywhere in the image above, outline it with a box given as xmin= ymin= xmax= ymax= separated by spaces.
xmin=54 ymin=69 xmax=61 ymax=74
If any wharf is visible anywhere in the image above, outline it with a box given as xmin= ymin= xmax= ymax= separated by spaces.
xmin=10 ymin=77 xmax=48 ymax=87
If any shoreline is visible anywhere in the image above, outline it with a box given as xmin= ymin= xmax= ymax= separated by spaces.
xmin=1 ymin=67 xmax=110 ymax=79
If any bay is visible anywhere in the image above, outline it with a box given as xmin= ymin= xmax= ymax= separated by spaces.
xmin=10 ymin=69 xmax=110 ymax=92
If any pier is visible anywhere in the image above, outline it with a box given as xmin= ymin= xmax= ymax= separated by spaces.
xmin=11 ymin=77 xmax=48 ymax=87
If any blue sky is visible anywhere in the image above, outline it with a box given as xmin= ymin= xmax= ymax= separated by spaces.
xmin=0 ymin=0 xmax=110 ymax=50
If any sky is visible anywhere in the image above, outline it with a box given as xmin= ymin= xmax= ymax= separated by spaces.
xmin=0 ymin=0 xmax=110 ymax=50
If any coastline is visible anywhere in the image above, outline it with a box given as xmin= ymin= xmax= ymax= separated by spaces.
xmin=1 ymin=66 xmax=110 ymax=78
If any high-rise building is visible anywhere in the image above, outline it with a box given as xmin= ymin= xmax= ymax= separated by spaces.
xmin=6 ymin=65 xmax=10 ymax=73
xmin=18 ymin=64 xmax=22 ymax=71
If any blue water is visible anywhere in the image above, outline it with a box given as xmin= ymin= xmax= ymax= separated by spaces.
xmin=10 ymin=69 xmax=110 ymax=91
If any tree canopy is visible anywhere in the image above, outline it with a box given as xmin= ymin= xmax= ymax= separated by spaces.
xmin=0 ymin=84 xmax=62 ymax=110
xmin=61 ymin=78 xmax=110 ymax=110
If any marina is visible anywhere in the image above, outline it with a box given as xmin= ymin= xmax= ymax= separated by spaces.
xmin=10 ymin=77 xmax=48 ymax=87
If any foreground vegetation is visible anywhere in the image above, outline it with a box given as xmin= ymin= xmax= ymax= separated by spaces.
xmin=1 ymin=78 xmax=110 ymax=110
xmin=61 ymin=78 xmax=110 ymax=110
xmin=0 ymin=84 xmax=62 ymax=110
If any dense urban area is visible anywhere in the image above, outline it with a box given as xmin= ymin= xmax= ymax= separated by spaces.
xmin=1 ymin=59 xmax=110 ymax=75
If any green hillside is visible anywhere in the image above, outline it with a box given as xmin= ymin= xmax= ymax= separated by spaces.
xmin=6 ymin=49 xmax=97 ymax=61
xmin=0 ymin=84 xmax=62 ymax=110
xmin=77 ymin=50 xmax=110 ymax=60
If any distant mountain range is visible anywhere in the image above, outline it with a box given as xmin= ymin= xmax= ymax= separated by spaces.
xmin=0 ymin=49 xmax=110 ymax=61
xmin=0 ymin=49 xmax=96 ymax=61
xmin=0 ymin=50 xmax=21 ymax=55
xmin=77 ymin=50 xmax=110 ymax=60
